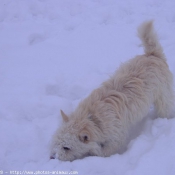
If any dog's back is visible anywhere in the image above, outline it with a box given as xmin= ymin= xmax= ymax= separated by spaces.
xmin=103 ymin=21 xmax=174 ymax=121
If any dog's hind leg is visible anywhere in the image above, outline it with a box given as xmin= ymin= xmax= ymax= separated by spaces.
xmin=154 ymin=83 xmax=174 ymax=118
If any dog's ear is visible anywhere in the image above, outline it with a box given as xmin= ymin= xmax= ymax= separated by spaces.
xmin=79 ymin=130 xmax=90 ymax=143
xmin=60 ymin=110 xmax=69 ymax=122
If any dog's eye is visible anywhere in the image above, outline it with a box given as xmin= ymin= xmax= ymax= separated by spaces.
xmin=79 ymin=132 xmax=90 ymax=143
xmin=79 ymin=135 xmax=89 ymax=143
xmin=63 ymin=146 xmax=70 ymax=151
xmin=83 ymin=136 xmax=88 ymax=142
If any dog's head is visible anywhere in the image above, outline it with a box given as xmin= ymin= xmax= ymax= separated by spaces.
xmin=50 ymin=110 xmax=102 ymax=161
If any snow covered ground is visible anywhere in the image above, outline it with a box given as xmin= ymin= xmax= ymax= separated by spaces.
xmin=0 ymin=0 xmax=175 ymax=174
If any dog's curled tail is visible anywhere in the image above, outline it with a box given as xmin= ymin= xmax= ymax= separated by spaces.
xmin=138 ymin=20 xmax=165 ymax=59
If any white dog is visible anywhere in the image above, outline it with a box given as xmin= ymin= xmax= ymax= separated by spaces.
xmin=50 ymin=21 xmax=174 ymax=161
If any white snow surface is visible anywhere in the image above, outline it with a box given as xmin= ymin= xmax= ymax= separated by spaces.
xmin=0 ymin=0 xmax=175 ymax=174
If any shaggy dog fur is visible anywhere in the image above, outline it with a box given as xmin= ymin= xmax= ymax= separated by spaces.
xmin=50 ymin=21 xmax=174 ymax=161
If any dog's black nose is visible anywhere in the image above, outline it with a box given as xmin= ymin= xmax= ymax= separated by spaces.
xmin=63 ymin=146 xmax=70 ymax=151
xmin=50 ymin=155 xmax=56 ymax=159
